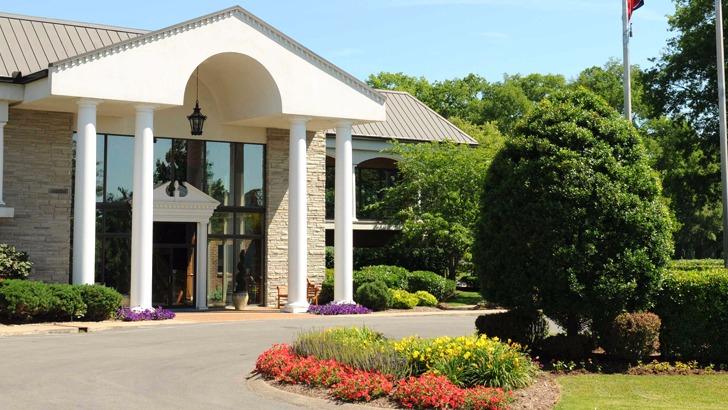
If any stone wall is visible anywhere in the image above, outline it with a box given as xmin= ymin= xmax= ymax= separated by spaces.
xmin=0 ymin=109 xmax=74 ymax=282
xmin=265 ymin=128 xmax=326 ymax=307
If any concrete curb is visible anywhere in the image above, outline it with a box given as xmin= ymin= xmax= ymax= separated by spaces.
xmin=246 ymin=375 xmax=392 ymax=410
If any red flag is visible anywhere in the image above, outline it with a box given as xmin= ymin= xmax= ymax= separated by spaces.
xmin=628 ymin=0 xmax=645 ymax=20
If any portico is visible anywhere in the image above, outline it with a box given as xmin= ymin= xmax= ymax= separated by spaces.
xmin=0 ymin=6 xmax=385 ymax=311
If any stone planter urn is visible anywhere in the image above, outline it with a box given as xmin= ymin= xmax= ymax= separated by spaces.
xmin=232 ymin=292 xmax=249 ymax=310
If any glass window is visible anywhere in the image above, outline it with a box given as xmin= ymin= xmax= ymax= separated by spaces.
xmin=96 ymin=134 xmax=105 ymax=202
xmin=356 ymin=167 xmax=398 ymax=220
xmin=206 ymin=142 xmax=232 ymax=205
xmin=207 ymin=239 xmax=235 ymax=307
xmin=325 ymin=164 xmax=335 ymax=220
xmin=209 ymin=212 xmax=234 ymax=235
xmin=105 ymin=135 xmax=134 ymax=202
xmin=242 ymin=144 xmax=264 ymax=207
xmin=154 ymin=138 xmax=188 ymax=185
xmin=237 ymin=239 xmax=262 ymax=303
xmin=237 ymin=213 xmax=262 ymax=236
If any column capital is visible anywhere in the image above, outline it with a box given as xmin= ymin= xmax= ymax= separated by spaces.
xmin=336 ymin=120 xmax=353 ymax=129
xmin=134 ymin=104 xmax=157 ymax=113
xmin=77 ymin=98 xmax=102 ymax=108
xmin=289 ymin=116 xmax=309 ymax=126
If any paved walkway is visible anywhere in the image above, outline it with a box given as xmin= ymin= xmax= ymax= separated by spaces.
xmin=0 ymin=312 xmax=483 ymax=410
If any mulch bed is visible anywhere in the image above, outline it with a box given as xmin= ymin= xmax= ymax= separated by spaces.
xmin=262 ymin=372 xmax=561 ymax=409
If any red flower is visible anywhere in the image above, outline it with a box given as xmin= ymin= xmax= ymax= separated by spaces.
xmin=392 ymin=373 xmax=465 ymax=409
xmin=331 ymin=369 xmax=394 ymax=402
xmin=462 ymin=386 xmax=513 ymax=410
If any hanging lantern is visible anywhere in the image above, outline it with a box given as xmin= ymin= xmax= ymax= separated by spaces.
xmin=187 ymin=100 xmax=206 ymax=136
xmin=187 ymin=68 xmax=206 ymax=136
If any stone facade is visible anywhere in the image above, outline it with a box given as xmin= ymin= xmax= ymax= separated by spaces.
xmin=0 ymin=109 xmax=74 ymax=282
xmin=265 ymin=128 xmax=326 ymax=307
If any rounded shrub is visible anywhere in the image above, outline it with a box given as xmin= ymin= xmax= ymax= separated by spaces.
xmin=79 ymin=284 xmax=122 ymax=321
xmin=475 ymin=309 xmax=548 ymax=346
xmin=47 ymin=284 xmax=86 ymax=321
xmin=354 ymin=265 xmax=409 ymax=291
xmin=406 ymin=270 xmax=455 ymax=301
xmin=0 ymin=244 xmax=32 ymax=280
xmin=355 ymin=280 xmax=391 ymax=311
xmin=602 ymin=311 xmax=661 ymax=362
xmin=0 ymin=279 xmax=53 ymax=323
xmin=538 ymin=334 xmax=594 ymax=360
xmin=414 ymin=290 xmax=438 ymax=307
xmin=475 ymin=88 xmax=674 ymax=336
xmin=317 ymin=268 xmax=335 ymax=305
xmin=390 ymin=289 xmax=419 ymax=309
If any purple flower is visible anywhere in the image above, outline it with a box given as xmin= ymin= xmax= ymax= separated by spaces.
xmin=307 ymin=302 xmax=372 ymax=315
xmin=116 ymin=306 xmax=176 ymax=321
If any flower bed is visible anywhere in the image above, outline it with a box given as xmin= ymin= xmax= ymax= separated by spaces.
xmin=307 ymin=302 xmax=371 ymax=315
xmin=255 ymin=344 xmax=512 ymax=409
xmin=116 ymin=306 xmax=175 ymax=321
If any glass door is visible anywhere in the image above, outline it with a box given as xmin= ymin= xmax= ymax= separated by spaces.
xmin=152 ymin=222 xmax=196 ymax=308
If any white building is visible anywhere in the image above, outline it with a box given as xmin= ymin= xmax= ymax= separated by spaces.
xmin=0 ymin=6 xmax=473 ymax=311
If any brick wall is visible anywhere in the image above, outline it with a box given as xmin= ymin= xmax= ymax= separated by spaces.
xmin=0 ymin=108 xmax=74 ymax=282
xmin=265 ymin=128 xmax=326 ymax=307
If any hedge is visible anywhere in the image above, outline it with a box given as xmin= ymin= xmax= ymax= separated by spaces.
xmin=0 ymin=279 xmax=123 ymax=323
xmin=406 ymin=270 xmax=456 ymax=301
xmin=655 ymin=261 xmax=728 ymax=362
xmin=354 ymin=265 xmax=409 ymax=291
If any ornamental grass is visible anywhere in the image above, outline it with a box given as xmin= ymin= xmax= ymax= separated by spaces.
xmin=293 ymin=327 xmax=412 ymax=378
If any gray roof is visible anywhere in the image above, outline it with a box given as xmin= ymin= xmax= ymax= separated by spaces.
xmin=330 ymin=90 xmax=477 ymax=144
xmin=0 ymin=11 xmax=146 ymax=78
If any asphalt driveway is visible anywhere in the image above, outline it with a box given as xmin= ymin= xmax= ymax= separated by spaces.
xmin=0 ymin=313 xmax=481 ymax=410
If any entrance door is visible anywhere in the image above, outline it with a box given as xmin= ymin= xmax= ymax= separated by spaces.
xmin=153 ymin=222 xmax=196 ymax=307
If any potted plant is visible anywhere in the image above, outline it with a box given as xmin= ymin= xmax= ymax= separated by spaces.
xmin=232 ymin=273 xmax=249 ymax=310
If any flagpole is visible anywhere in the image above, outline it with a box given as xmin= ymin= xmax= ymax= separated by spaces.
xmin=622 ymin=0 xmax=632 ymax=122
xmin=715 ymin=0 xmax=728 ymax=267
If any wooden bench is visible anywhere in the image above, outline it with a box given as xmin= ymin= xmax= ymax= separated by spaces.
xmin=276 ymin=281 xmax=321 ymax=309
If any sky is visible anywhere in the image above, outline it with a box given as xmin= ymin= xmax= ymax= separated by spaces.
xmin=0 ymin=0 xmax=677 ymax=83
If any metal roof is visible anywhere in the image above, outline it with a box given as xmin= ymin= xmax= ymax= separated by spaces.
xmin=0 ymin=11 xmax=146 ymax=78
xmin=330 ymin=90 xmax=477 ymax=145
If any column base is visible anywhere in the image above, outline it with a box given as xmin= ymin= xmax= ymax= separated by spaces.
xmin=282 ymin=302 xmax=310 ymax=313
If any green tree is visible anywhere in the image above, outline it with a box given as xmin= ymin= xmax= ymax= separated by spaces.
xmin=642 ymin=117 xmax=722 ymax=258
xmin=643 ymin=0 xmax=725 ymax=258
xmin=475 ymin=89 xmax=674 ymax=337
xmin=574 ymin=59 xmax=649 ymax=118
xmin=381 ymin=130 xmax=504 ymax=278
xmin=504 ymin=73 xmax=568 ymax=103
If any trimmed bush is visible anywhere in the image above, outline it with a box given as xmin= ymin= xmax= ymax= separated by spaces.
xmin=602 ymin=311 xmax=660 ymax=362
xmin=414 ymin=290 xmax=438 ymax=307
xmin=325 ymin=246 xmax=334 ymax=269
xmin=354 ymin=265 xmax=409 ymax=291
xmin=47 ymin=284 xmax=86 ymax=321
xmin=79 ymin=284 xmax=123 ymax=321
xmin=475 ymin=309 xmax=548 ymax=346
xmin=355 ymin=280 xmax=391 ymax=311
xmin=538 ymin=334 xmax=594 ymax=360
xmin=406 ymin=270 xmax=455 ymax=301
xmin=0 ymin=279 xmax=54 ymax=323
xmin=655 ymin=262 xmax=728 ymax=362
xmin=475 ymin=89 xmax=674 ymax=337
xmin=390 ymin=289 xmax=419 ymax=309
xmin=0 ymin=244 xmax=32 ymax=280
xmin=318 ymin=268 xmax=335 ymax=304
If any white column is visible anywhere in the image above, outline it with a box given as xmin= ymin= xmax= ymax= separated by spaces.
xmin=72 ymin=99 xmax=100 ymax=285
xmin=334 ymin=121 xmax=354 ymax=303
xmin=130 ymin=105 xmax=155 ymax=309
xmin=284 ymin=117 xmax=309 ymax=313
xmin=196 ymin=222 xmax=208 ymax=310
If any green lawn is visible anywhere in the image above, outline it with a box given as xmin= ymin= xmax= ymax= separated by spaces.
xmin=555 ymin=374 xmax=728 ymax=410
xmin=443 ymin=290 xmax=483 ymax=306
